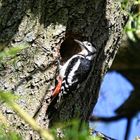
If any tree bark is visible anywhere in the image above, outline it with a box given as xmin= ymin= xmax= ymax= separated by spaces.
xmin=0 ymin=0 xmax=131 ymax=139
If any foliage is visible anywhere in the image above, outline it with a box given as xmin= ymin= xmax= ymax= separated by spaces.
xmin=124 ymin=1 xmax=140 ymax=42
xmin=0 ymin=125 xmax=21 ymax=140
xmin=0 ymin=44 xmax=27 ymax=61
xmin=50 ymin=120 xmax=101 ymax=140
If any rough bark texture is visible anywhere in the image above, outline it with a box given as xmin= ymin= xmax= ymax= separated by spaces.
xmin=0 ymin=0 xmax=130 ymax=139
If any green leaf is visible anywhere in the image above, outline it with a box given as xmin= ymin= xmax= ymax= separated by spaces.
xmin=0 ymin=90 xmax=17 ymax=103
xmin=0 ymin=44 xmax=27 ymax=61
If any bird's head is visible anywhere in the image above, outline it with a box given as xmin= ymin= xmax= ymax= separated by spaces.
xmin=74 ymin=39 xmax=96 ymax=54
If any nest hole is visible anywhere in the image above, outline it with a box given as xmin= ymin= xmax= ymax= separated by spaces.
xmin=60 ymin=38 xmax=82 ymax=64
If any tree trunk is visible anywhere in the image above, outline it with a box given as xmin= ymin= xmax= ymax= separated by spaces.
xmin=0 ymin=0 xmax=131 ymax=139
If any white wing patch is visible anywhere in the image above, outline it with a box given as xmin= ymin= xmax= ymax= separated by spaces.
xmin=59 ymin=55 xmax=81 ymax=79
xmin=67 ymin=59 xmax=80 ymax=84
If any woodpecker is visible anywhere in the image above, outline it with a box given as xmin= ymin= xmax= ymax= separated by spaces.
xmin=52 ymin=39 xmax=96 ymax=101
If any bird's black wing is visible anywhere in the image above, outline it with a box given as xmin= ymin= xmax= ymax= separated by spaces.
xmin=61 ymin=56 xmax=92 ymax=94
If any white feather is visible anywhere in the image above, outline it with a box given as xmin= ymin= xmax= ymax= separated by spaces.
xmin=59 ymin=55 xmax=80 ymax=79
xmin=67 ymin=59 xmax=80 ymax=84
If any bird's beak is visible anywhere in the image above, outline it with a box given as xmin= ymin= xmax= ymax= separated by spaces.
xmin=74 ymin=39 xmax=84 ymax=49
xmin=74 ymin=39 xmax=83 ymax=45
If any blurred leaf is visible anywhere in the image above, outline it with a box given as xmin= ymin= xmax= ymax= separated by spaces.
xmin=125 ymin=16 xmax=137 ymax=42
xmin=0 ymin=44 xmax=27 ymax=61
xmin=134 ymin=0 xmax=140 ymax=5
xmin=0 ymin=112 xmax=9 ymax=126
xmin=0 ymin=125 xmax=21 ymax=140
xmin=51 ymin=119 xmax=102 ymax=140
xmin=0 ymin=90 xmax=18 ymax=103
xmin=124 ymin=2 xmax=140 ymax=42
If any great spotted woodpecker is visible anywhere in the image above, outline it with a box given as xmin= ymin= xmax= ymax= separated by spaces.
xmin=52 ymin=39 xmax=96 ymax=101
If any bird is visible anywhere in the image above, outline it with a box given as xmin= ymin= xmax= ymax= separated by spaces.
xmin=51 ymin=39 xmax=96 ymax=102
